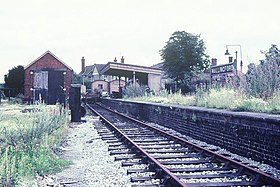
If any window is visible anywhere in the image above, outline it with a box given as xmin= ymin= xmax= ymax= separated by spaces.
xmin=98 ymin=84 xmax=103 ymax=89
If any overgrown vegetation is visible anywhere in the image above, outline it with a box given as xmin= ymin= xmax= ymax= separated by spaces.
xmin=245 ymin=45 xmax=280 ymax=99
xmin=122 ymin=85 xmax=149 ymax=98
xmin=125 ymin=87 xmax=280 ymax=114
xmin=124 ymin=45 xmax=280 ymax=114
xmin=0 ymin=103 xmax=71 ymax=186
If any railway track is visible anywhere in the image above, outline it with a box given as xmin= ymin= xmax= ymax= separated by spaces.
xmin=86 ymin=102 xmax=280 ymax=187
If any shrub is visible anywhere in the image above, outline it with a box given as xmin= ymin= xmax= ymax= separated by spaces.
xmin=268 ymin=90 xmax=280 ymax=113
xmin=245 ymin=45 xmax=280 ymax=99
xmin=122 ymin=85 xmax=149 ymax=98
xmin=0 ymin=104 xmax=70 ymax=186
xmin=196 ymin=88 xmax=240 ymax=109
xmin=124 ymin=87 xmax=280 ymax=114
xmin=233 ymin=97 xmax=269 ymax=112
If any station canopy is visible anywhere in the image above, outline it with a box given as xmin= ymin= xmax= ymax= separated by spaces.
xmin=99 ymin=62 xmax=162 ymax=77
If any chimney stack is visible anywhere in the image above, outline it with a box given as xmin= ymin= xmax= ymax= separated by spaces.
xmin=121 ymin=56 xmax=125 ymax=63
xmin=211 ymin=58 xmax=217 ymax=66
xmin=81 ymin=57 xmax=85 ymax=73
xmin=114 ymin=57 xmax=117 ymax=62
xmin=228 ymin=56 xmax=233 ymax=63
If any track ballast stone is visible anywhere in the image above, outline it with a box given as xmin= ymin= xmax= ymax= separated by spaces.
xmin=46 ymin=115 xmax=131 ymax=187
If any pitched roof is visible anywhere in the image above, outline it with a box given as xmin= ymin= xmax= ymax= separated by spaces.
xmin=25 ymin=50 xmax=73 ymax=71
xmin=79 ymin=65 xmax=94 ymax=76
xmin=95 ymin=64 xmax=106 ymax=73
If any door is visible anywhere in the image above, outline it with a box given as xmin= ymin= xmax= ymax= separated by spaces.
xmin=48 ymin=70 xmax=64 ymax=105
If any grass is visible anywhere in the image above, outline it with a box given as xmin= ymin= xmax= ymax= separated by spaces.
xmin=125 ymin=88 xmax=280 ymax=114
xmin=0 ymin=103 xmax=71 ymax=186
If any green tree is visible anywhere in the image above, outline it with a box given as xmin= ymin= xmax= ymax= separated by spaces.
xmin=72 ymin=73 xmax=83 ymax=84
xmin=72 ymin=73 xmax=91 ymax=89
xmin=4 ymin=65 xmax=25 ymax=95
xmin=245 ymin=44 xmax=280 ymax=98
xmin=160 ymin=31 xmax=210 ymax=93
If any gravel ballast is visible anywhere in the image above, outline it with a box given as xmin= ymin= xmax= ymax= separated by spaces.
xmin=31 ymin=110 xmax=279 ymax=186
xmin=41 ymin=115 xmax=132 ymax=187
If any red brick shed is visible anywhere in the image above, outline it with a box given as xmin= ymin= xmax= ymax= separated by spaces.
xmin=24 ymin=51 xmax=73 ymax=104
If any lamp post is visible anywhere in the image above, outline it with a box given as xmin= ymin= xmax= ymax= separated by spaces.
xmin=224 ymin=44 xmax=243 ymax=74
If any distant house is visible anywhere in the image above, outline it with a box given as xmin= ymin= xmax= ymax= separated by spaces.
xmin=24 ymin=51 xmax=73 ymax=104
xmin=79 ymin=57 xmax=118 ymax=94
xmin=79 ymin=57 xmax=163 ymax=95
xmin=79 ymin=57 xmax=116 ymax=82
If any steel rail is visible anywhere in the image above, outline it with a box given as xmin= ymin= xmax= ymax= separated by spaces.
xmin=86 ymin=103 xmax=188 ymax=187
xmin=91 ymin=102 xmax=280 ymax=186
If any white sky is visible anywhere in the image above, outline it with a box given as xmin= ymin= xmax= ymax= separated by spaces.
xmin=1 ymin=0 xmax=279 ymax=83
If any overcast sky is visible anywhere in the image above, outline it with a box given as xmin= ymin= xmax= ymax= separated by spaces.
xmin=1 ymin=0 xmax=279 ymax=83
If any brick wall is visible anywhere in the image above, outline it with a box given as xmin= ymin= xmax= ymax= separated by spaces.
xmin=101 ymin=99 xmax=280 ymax=169
xmin=24 ymin=53 xmax=73 ymax=99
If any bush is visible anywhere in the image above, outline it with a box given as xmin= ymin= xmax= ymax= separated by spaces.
xmin=245 ymin=45 xmax=280 ymax=99
xmin=0 ymin=104 xmax=70 ymax=186
xmin=196 ymin=88 xmax=240 ymax=109
xmin=268 ymin=90 xmax=280 ymax=113
xmin=233 ymin=97 xmax=269 ymax=113
xmin=124 ymin=87 xmax=280 ymax=114
xmin=122 ymin=85 xmax=149 ymax=98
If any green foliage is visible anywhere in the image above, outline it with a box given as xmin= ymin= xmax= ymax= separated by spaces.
xmin=125 ymin=87 xmax=280 ymax=114
xmin=233 ymin=97 xmax=270 ymax=113
xmin=0 ymin=104 xmax=71 ymax=186
xmin=122 ymin=85 xmax=148 ymax=98
xmin=73 ymin=73 xmax=91 ymax=89
xmin=8 ymin=94 xmax=24 ymax=104
xmin=72 ymin=73 xmax=83 ymax=84
xmin=160 ymin=31 xmax=210 ymax=92
xmin=4 ymin=65 xmax=24 ymax=96
xmin=269 ymin=90 xmax=280 ymax=113
xmin=125 ymin=44 xmax=280 ymax=114
xmin=196 ymin=88 xmax=240 ymax=109
xmin=245 ymin=45 xmax=280 ymax=99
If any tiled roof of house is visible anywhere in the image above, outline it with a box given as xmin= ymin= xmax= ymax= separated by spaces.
xmin=95 ymin=64 xmax=106 ymax=74
xmin=79 ymin=65 xmax=94 ymax=76
xmin=79 ymin=64 xmax=106 ymax=76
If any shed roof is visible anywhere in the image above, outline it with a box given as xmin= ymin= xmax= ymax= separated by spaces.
xmin=25 ymin=50 xmax=73 ymax=71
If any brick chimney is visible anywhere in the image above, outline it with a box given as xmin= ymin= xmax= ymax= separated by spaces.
xmin=121 ymin=56 xmax=125 ymax=63
xmin=81 ymin=57 xmax=85 ymax=73
xmin=211 ymin=58 xmax=217 ymax=66
xmin=228 ymin=56 xmax=233 ymax=63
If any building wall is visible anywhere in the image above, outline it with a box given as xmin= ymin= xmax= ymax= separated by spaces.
xmin=24 ymin=53 xmax=73 ymax=100
xmin=101 ymin=99 xmax=280 ymax=169
xmin=109 ymin=80 xmax=126 ymax=94
xmin=91 ymin=80 xmax=109 ymax=93
xmin=148 ymin=73 xmax=161 ymax=94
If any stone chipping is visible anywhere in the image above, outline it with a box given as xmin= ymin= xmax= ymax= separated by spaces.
xmin=38 ymin=115 xmax=131 ymax=187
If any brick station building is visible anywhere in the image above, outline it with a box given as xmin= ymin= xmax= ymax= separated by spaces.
xmin=24 ymin=51 xmax=73 ymax=104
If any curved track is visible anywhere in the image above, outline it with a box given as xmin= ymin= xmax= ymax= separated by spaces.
xmin=86 ymin=103 xmax=280 ymax=187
